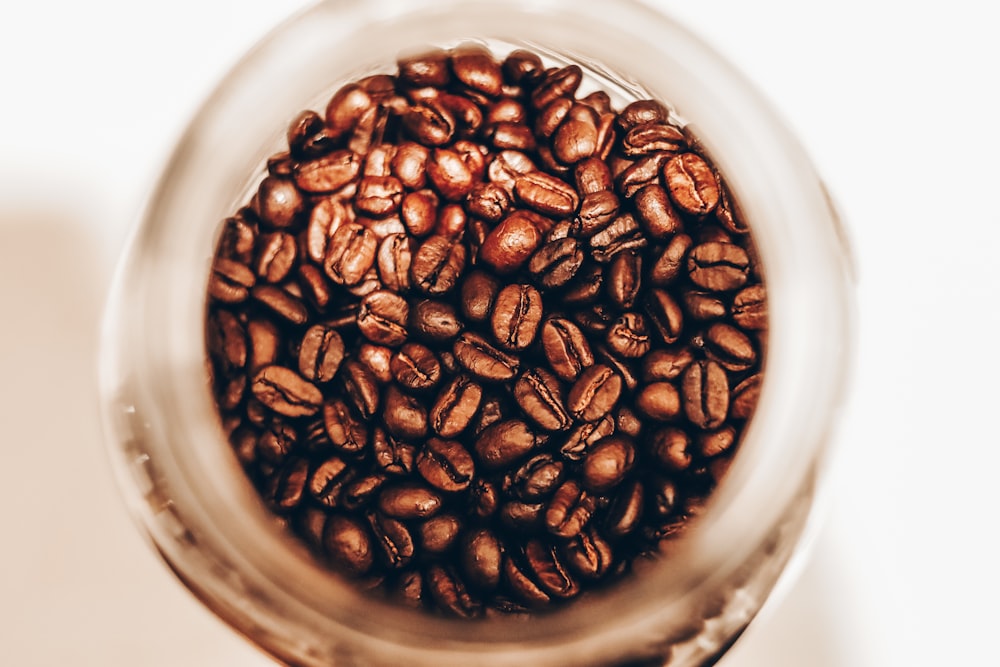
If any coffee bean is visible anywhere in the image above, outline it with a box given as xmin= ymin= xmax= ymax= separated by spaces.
xmin=298 ymin=324 xmax=345 ymax=383
xmin=398 ymin=49 xmax=451 ymax=88
xmin=255 ymin=176 xmax=305 ymax=229
xmin=254 ymin=231 xmax=297 ymax=284
xmin=635 ymin=382 xmax=681 ymax=421
xmin=616 ymin=152 xmax=671 ymax=198
xmin=681 ymin=360 xmax=729 ymax=430
xmin=266 ymin=457 xmax=309 ymax=511
xmin=459 ymin=270 xmax=500 ymax=323
xmin=525 ymin=539 xmax=579 ymax=599
xmin=324 ymin=83 xmax=374 ymax=139
xmin=531 ymin=65 xmax=583 ymax=110
xmin=417 ymin=437 xmax=475 ymax=492
xmin=562 ymin=263 xmax=604 ymax=306
xmin=378 ymin=483 xmax=443 ymax=519
xmin=479 ymin=211 xmax=545 ymax=274
xmin=703 ymin=322 xmax=756 ymax=372
xmin=506 ymin=454 xmax=565 ymax=502
xmin=367 ymin=511 xmax=415 ymax=569
xmin=541 ymin=317 xmax=593 ymax=382
xmin=553 ymin=118 xmax=598 ymax=164
xmin=207 ymin=310 xmax=247 ymax=375
xmin=581 ymin=435 xmax=635 ymax=493
xmin=251 ymin=285 xmax=309 ymax=325
xmin=528 ymin=238 xmax=584 ymax=289
xmin=461 ymin=529 xmax=503 ymax=590
xmin=251 ymin=366 xmax=322 ymax=418
xmin=451 ymin=44 xmax=503 ymax=97
xmin=589 ymin=212 xmax=646 ymax=263
xmin=402 ymin=100 xmax=455 ymax=147
xmin=418 ymin=514 xmax=463 ymax=554
xmin=731 ymin=374 xmax=762 ymax=420
xmin=563 ymin=528 xmax=614 ymax=580
xmin=607 ymin=249 xmax=642 ymax=309
xmin=732 ymin=284 xmax=768 ymax=330
xmin=372 ymin=427 xmax=417 ymax=476
xmin=209 ymin=258 xmax=255 ymax=303
xmin=683 ymin=291 xmax=727 ymax=321
xmin=634 ymin=184 xmax=683 ymax=239
xmin=698 ymin=426 xmax=736 ymax=458
xmin=568 ymin=364 xmax=622 ymax=421
xmin=453 ymin=332 xmax=519 ymax=382
xmin=474 ymin=419 xmax=539 ymax=470
xmin=545 ymin=480 xmax=596 ymax=539
xmin=427 ymin=565 xmax=481 ymax=618
xmin=308 ymin=455 xmax=352 ymax=507
xmin=357 ymin=290 xmax=409 ymax=346
xmin=427 ymin=148 xmax=474 ymax=201
xmin=390 ymin=342 xmax=441 ymax=392
xmin=560 ymin=415 xmax=615 ymax=462
xmin=644 ymin=288 xmax=684 ymax=344
xmin=323 ymin=514 xmax=374 ymax=577
xmin=466 ymin=183 xmax=511 ymax=223
xmin=491 ymin=283 xmax=543 ymax=351
xmin=514 ymin=171 xmax=580 ymax=218
xmin=383 ymin=384 xmax=429 ymax=441
xmin=606 ymin=312 xmax=652 ymax=359
xmin=683 ymin=241 xmax=750 ymax=293
xmin=323 ymin=222 xmax=377 ymax=286
xmin=322 ymin=397 xmax=368 ymax=453
xmin=341 ymin=473 xmax=387 ymax=511
xmin=514 ymin=368 xmax=572 ymax=431
xmin=411 ymin=235 xmax=466 ymax=295
xmin=294 ymin=150 xmax=362 ymax=194
xmin=429 ymin=375 xmax=483 ymax=438
xmin=617 ymin=99 xmax=670 ymax=131
xmin=356 ymin=343 xmax=394 ymax=384
xmin=605 ymin=479 xmax=644 ymax=538
xmin=650 ymin=427 xmax=692 ymax=471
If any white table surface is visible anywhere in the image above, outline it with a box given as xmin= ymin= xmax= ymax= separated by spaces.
xmin=1 ymin=1 xmax=997 ymax=664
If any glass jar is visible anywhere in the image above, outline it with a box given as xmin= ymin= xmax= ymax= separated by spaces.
xmin=98 ymin=0 xmax=854 ymax=665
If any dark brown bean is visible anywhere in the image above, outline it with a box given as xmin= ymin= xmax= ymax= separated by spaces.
xmin=479 ymin=211 xmax=545 ymax=274
xmin=650 ymin=427 xmax=692 ymax=471
xmin=372 ymin=427 xmax=417 ymax=476
xmin=607 ymin=249 xmax=643 ymax=309
xmin=732 ymin=284 xmax=768 ymax=330
xmin=398 ymin=49 xmax=452 ymax=87
xmin=731 ymin=374 xmax=763 ymax=420
xmin=605 ymin=312 xmax=652 ymax=359
xmin=514 ymin=172 xmax=580 ymax=218
xmin=338 ymin=359 xmax=380 ymax=420
xmin=635 ymin=382 xmax=681 ymax=421
xmin=564 ymin=528 xmax=614 ymax=580
xmin=560 ymin=415 xmax=615 ymax=462
xmin=545 ymin=480 xmax=596 ymax=538
xmin=704 ymin=322 xmax=757 ymax=372
xmin=567 ymin=364 xmax=622 ymax=422
xmin=427 ymin=148 xmax=475 ymax=201
xmin=298 ymin=324 xmax=345 ymax=383
xmin=617 ymin=99 xmax=670 ymax=131
xmin=323 ymin=515 xmax=374 ymax=577
xmin=687 ymin=242 xmax=750 ymax=292
xmin=649 ymin=233 xmax=693 ymax=286
xmin=681 ymin=360 xmax=730 ymax=430
xmin=529 ymin=238 xmax=584 ymax=290
xmin=322 ymin=397 xmax=368 ymax=453
xmin=390 ymin=342 xmax=441 ymax=392
xmin=525 ymin=539 xmax=579 ymax=599
xmin=664 ymin=153 xmax=720 ymax=215
xmin=255 ymin=176 xmax=305 ymax=229
xmin=209 ymin=259 xmax=255 ymax=303
xmin=417 ymin=437 xmax=475 ymax=492
xmin=474 ymin=419 xmax=539 ymax=470
xmin=514 ymin=368 xmax=572 ymax=431
xmin=367 ymin=511 xmax=414 ymax=569
xmin=357 ymin=290 xmax=409 ymax=347
xmin=531 ymin=65 xmax=583 ymax=110
xmin=581 ymin=435 xmax=635 ymax=493
xmin=411 ymin=235 xmax=466 ymax=295
xmin=491 ymin=283 xmax=544 ymax=351
xmin=506 ymin=454 xmax=565 ymax=502
xmin=622 ymin=122 xmax=686 ymax=157
xmin=605 ymin=479 xmax=644 ymax=538
xmin=409 ymin=298 xmax=464 ymax=343
xmin=378 ymin=483 xmax=443 ymax=519
xmin=251 ymin=366 xmax=322 ymax=417
xmin=459 ymin=270 xmax=500 ymax=323
xmin=308 ymin=455 xmax=352 ymax=507
xmin=644 ymin=288 xmax=684 ymax=344
xmin=294 ymin=150 xmax=362 ymax=194
xmin=462 ymin=529 xmax=503 ymax=591
xmin=589 ymin=212 xmax=646 ymax=263
xmin=323 ymin=222 xmax=377 ymax=286
xmin=453 ymin=332 xmax=519 ymax=382
xmin=382 ymin=384 xmax=429 ymax=441
xmin=430 ymin=375 xmax=483 ymax=438
xmin=541 ymin=317 xmax=594 ymax=382
xmin=418 ymin=514 xmax=463 ymax=554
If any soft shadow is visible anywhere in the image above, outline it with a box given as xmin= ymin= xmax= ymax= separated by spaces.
xmin=0 ymin=208 xmax=271 ymax=665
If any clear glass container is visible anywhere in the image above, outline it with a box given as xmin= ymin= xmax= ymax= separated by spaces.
xmin=98 ymin=0 xmax=854 ymax=665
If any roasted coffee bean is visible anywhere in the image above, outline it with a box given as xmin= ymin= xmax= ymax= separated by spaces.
xmin=451 ymin=44 xmax=503 ymax=97
xmin=560 ymin=415 xmax=615 ymax=462
xmin=605 ymin=479 xmax=644 ymax=538
xmin=503 ymin=555 xmax=550 ymax=608
xmin=323 ymin=514 xmax=374 ymax=577
xmin=541 ymin=317 xmax=593 ymax=382
xmin=581 ymin=435 xmax=635 ymax=493
xmin=606 ymin=312 xmax=652 ymax=359
xmin=453 ymin=332 xmax=519 ymax=382
xmin=399 ymin=189 xmax=438 ymax=238
xmin=683 ymin=291 xmax=727 ymax=321
xmin=535 ymin=97 xmax=573 ymax=139
xmin=308 ymin=455 xmax=352 ymax=507
xmin=367 ymin=511 xmax=414 ymax=569
xmin=251 ymin=366 xmax=322 ymax=418
xmin=429 ymin=375 xmax=483 ymax=438
xmin=622 ymin=122 xmax=686 ymax=158
xmin=419 ymin=514 xmax=463 ymax=554
xmin=698 ymin=426 xmax=736 ymax=458
xmin=469 ymin=478 xmax=499 ymax=519
xmin=357 ymin=343 xmax=394 ymax=384
xmin=417 ymin=437 xmax=475 ymax=492
xmin=251 ymin=285 xmax=308 ymax=325
xmin=402 ymin=100 xmax=455 ymax=147
xmin=514 ymin=171 xmax=580 ymax=218
xmin=546 ymin=480 xmax=596 ymax=539
xmin=294 ymin=150 xmax=362 ymax=194
xmin=411 ymin=235 xmax=466 ymax=295
xmin=406 ymin=299 xmax=462 ymax=344
xmin=374 ymin=233 xmax=413 ymax=293
xmin=474 ymin=419 xmax=539 ymax=470
xmin=681 ymin=360 xmax=730 ymax=430
xmin=649 ymin=233 xmax=693 ymax=287
xmin=617 ymin=152 xmax=671 ymax=198
xmin=459 ymin=270 xmax=500 ymax=323
xmin=383 ymin=384 xmax=429 ymax=441
xmin=218 ymin=214 xmax=257 ymax=264
xmin=500 ymin=500 xmax=546 ymax=532
xmin=528 ymin=238 xmax=584 ymax=289
xmin=324 ymin=83 xmax=374 ymax=138
xmin=644 ymin=288 xmax=684 ymax=344
xmin=648 ymin=477 xmax=680 ymax=519
xmin=372 ymin=427 xmax=417 ymax=476
xmin=507 ymin=454 xmax=565 ymax=502
xmin=650 ymin=427 xmax=692 ymax=471
xmin=298 ymin=324 xmax=345 ymax=383
xmin=487 ymin=150 xmax=537 ymax=193
xmin=398 ymin=48 xmax=451 ymax=87
xmin=491 ymin=283 xmax=543 ymax=351
xmin=322 ymin=397 xmax=368 ymax=453
xmin=564 ymin=528 xmax=614 ymax=580
xmin=663 ymin=152 xmax=719 ymax=215
xmin=209 ymin=259 xmax=255 ymax=303
xmin=357 ymin=290 xmax=409 ymax=346
xmin=207 ymin=309 xmax=246 ymax=374
xmin=426 ymin=565 xmax=482 ymax=618
xmin=488 ymin=121 xmax=537 ymax=151
xmin=614 ymin=405 xmax=642 ymax=438
xmin=594 ymin=343 xmax=640 ymax=392
xmin=434 ymin=203 xmax=468 ymax=239
xmin=256 ymin=420 xmax=296 ymax=464
xmin=265 ymin=457 xmax=309 ymax=511
xmin=255 ymin=176 xmax=305 ymax=229
xmin=731 ymin=374 xmax=762 ymax=420
xmin=254 ymin=232 xmax=297 ymax=284
xmin=687 ymin=242 xmax=750 ymax=292
xmin=479 ymin=211 xmax=545 ymax=274
xmin=636 ymin=382 xmax=681 ymax=421
xmin=561 ymin=263 xmax=604 ymax=305
xmin=514 ymin=368 xmax=571 ymax=431
xmin=607 ymin=249 xmax=642 ymax=309
xmin=323 ymin=222 xmax=377 ymax=286
xmin=531 ymin=64 xmax=583 ymax=110
xmin=341 ymin=473 xmax=387 ymax=510
xmin=703 ymin=322 xmax=756 ymax=372
xmin=427 ymin=148 xmax=475 ymax=201
xmin=525 ymin=539 xmax=579 ymax=599
xmin=355 ymin=176 xmax=404 ymax=218
xmin=502 ymin=49 xmax=544 ymax=85
xmin=378 ymin=483 xmax=443 ymax=519
xmin=568 ymin=364 xmax=622 ymax=421
xmin=461 ymin=529 xmax=503 ymax=590
xmin=589 ymin=212 xmax=646 ymax=263
xmin=732 ymin=284 xmax=768 ymax=330
xmin=465 ymin=183 xmax=511 ymax=223
xmin=573 ymin=157 xmax=614 ymax=196
xmin=390 ymin=342 xmax=441 ymax=392
xmin=617 ymin=99 xmax=670 ymax=131
xmin=553 ymin=118 xmax=598 ymax=164
xmin=634 ymin=184 xmax=683 ymax=239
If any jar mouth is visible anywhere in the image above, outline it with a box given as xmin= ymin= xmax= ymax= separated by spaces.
xmin=102 ymin=0 xmax=853 ymax=660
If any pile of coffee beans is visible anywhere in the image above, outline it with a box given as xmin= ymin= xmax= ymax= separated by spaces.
xmin=205 ymin=44 xmax=766 ymax=617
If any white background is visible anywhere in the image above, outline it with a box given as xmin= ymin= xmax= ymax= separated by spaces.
xmin=0 ymin=1 xmax=997 ymax=664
